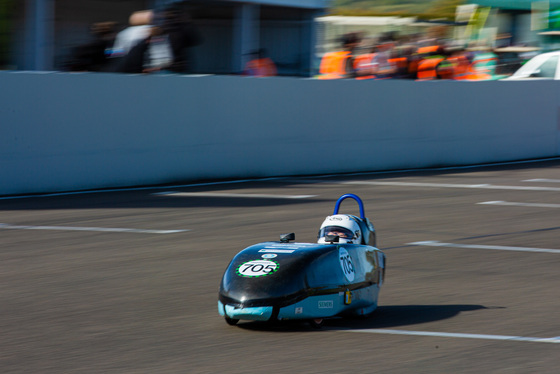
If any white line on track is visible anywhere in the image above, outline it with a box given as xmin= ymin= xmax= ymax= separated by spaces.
xmin=0 ymin=223 xmax=187 ymax=234
xmin=153 ymin=192 xmax=316 ymax=199
xmin=408 ymin=241 xmax=560 ymax=254
xmin=341 ymin=181 xmax=560 ymax=191
xmin=341 ymin=329 xmax=560 ymax=344
xmin=478 ymin=201 xmax=560 ymax=208
xmin=524 ymin=179 xmax=560 ymax=183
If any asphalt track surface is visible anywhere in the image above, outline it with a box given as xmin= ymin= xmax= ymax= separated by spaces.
xmin=1 ymin=160 xmax=560 ymax=373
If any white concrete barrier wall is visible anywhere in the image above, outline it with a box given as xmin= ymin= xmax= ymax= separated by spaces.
xmin=0 ymin=71 xmax=558 ymax=195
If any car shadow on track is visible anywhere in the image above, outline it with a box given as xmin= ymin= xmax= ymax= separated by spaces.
xmin=233 ymin=304 xmax=495 ymax=332
xmin=325 ymin=304 xmax=491 ymax=330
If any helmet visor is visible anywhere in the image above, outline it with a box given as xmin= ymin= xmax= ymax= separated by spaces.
xmin=318 ymin=226 xmax=355 ymax=240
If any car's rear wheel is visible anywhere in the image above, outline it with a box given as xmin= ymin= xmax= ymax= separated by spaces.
xmin=225 ymin=316 xmax=239 ymax=326
xmin=308 ymin=318 xmax=324 ymax=329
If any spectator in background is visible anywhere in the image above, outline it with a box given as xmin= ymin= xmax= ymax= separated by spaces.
xmin=341 ymin=32 xmax=361 ymax=78
xmin=111 ymin=10 xmax=153 ymax=58
xmin=158 ymin=4 xmax=202 ymax=74
xmin=117 ymin=23 xmax=173 ymax=74
xmin=114 ymin=6 xmax=201 ymax=74
xmin=369 ymin=33 xmax=397 ymax=79
xmin=391 ymin=36 xmax=417 ymax=79
xmin=317 ymin=32 xmax=363 ymax=79
xmin=243 ymin=48 xmax=277 ymax=77
xmin=66 ymin=21 xmax=118 ymax=72
xmin=108 ymin=10 xmax=153 ymax=72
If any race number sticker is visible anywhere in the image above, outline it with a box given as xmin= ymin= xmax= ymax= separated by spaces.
xmin=339 ymin=248 xmax=355 ymax=282
xmin=236 ymin=260 xmax=279 ymax=278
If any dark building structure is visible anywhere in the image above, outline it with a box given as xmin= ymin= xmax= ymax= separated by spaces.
xmin=7 ymin=0 xmax=328 ymax=76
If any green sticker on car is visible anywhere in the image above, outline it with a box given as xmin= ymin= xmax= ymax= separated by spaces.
xmin=236 ymin=260 xmax=279 ymax=277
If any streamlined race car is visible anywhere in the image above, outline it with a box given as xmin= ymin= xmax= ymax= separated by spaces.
xmin=218 ymin=194 xmax=386 ymax=328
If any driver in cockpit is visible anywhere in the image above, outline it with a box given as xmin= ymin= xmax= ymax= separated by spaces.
xmin=317 ymin=215 xmax=362 ymax=244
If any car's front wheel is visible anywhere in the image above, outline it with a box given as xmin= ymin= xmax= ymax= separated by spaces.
xmin=308 ymin=318 xmax=324 ymax=329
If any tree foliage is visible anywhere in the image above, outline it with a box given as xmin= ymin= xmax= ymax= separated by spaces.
xmin=330 ymin=0 xmax=467 ymax=20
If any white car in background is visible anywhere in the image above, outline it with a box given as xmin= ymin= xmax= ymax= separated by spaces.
xmin=505 ymin=50 xmax=560 ymax=80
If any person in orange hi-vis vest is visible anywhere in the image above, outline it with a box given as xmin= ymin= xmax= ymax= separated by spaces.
xmin=317 ymin=32 xmax=362 ymax=79
xmin=243 ymin=48 xmax=277 ymax=77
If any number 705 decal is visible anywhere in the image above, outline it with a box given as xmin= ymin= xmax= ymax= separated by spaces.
xmin=236 ymin=260 xmax=279 ymax=277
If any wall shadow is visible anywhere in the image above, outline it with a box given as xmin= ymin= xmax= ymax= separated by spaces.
xmin=0 ymin=189 xmax=328 ymax=210
xmin=2 ymin=157 xmax=560 ymax=210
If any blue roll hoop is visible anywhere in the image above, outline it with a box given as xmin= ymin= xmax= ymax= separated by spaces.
xmin=333 ymin=193 xmax=365 ymax=219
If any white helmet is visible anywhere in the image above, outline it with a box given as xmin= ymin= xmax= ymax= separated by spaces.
xmin=317 ymin=214 xmax=362 ymax=244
